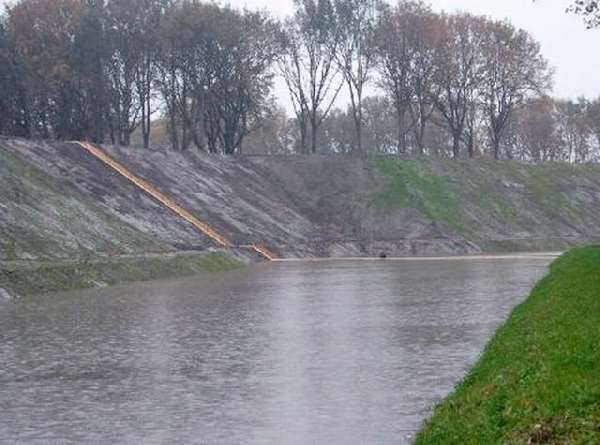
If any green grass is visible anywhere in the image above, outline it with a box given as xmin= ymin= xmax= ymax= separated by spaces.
xmin=372 ymin=156 xmax=599 ymax=242
xmin=416 ymin=247 xmax=600 ymax=444
xmin=0 ymin=146 xmax=170 ymax=260
xmin=373 ymin=157 xmax=475 ymax=233
xmin=0 ymin=252 xmax=243 ymax=297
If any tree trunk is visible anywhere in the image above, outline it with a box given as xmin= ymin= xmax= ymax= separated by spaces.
xmin=182 ymin=123 xmax=191 ymax=150
xmin=356 ymin=97 xmax=363 ymax=154
xmin=467 ymin=133 xmax=474 ymax=158
xmin=224 ymin=128 xmax=235 ymax=154
xmin=347 ymin=78 xmax=363 ymax=155
xmin=168 ymin=101 xmax=179 ymax=151
xmin=141 ymin=93 xmax=150 ymax=148
xmin=397 ymin=108 xmax=407 ymax=154
xmin=355 ymin=119 xmax=362 ymax=154
xmin=452 ymin=132 xmax=461 ymax=159
xmin=310 ymin=115 xmax=318 ymax=154
xmin=492 ymin=134 xmax=500 ymax=160
xmin=299 ymin=118 xmax=308 ymax=154
xmin=191 ymin=98 xmax=207 ymax=151
xmin=415 ymin=122 xmax=426 ymax=156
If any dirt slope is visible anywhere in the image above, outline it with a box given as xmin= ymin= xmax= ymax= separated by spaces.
xmin=2 ymin=137 xmax=600 ymax=260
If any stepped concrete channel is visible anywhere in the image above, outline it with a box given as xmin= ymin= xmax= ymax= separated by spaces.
xmin=2 ymin=137 xmax=600 ymax=263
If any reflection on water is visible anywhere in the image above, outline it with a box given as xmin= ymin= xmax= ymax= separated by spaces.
xmin=0 ymin=258 xmax=550 ymax=444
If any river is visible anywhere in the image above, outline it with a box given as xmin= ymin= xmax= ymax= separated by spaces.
xmin=0 ymin=257 xmax=552 ymax=444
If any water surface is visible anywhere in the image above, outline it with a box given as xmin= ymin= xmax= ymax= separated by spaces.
xmin=0 ymin=258 xmax=551 ymax=444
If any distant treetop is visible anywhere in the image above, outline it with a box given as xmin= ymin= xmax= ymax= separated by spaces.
xmin=569 ymin=0 xmax=600 ymax=27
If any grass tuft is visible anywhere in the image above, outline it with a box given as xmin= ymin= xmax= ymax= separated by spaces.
xmin=0 ymin=252 xmax=243 ymax=297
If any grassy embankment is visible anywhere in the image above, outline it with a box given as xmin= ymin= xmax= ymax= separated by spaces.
xmin=0 ymin=144 xmax=244 ymax=297
xmin=416 ymin=247 xmax=600 ymax=444
xmin=0 ymin=252 xmax=242 ymax=297
xmin=373 ymin=157 xmax=600 ymax=251
xmin=0 ymin=144 xmax=170 ymax=260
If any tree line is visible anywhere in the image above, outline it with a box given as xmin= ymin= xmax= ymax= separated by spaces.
xmin=248 ymin=95 xmax=600 ymax=163
xmin=0 ymin=0 xmax=598 ymax=162
xmin=0 ymin=0 xmax=278 ymax=153
xmin=278 ymin=0 xmax=554 ymax=160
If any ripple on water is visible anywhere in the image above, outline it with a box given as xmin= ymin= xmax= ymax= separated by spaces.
xmin=0 ymin=258 xmax=551 ymax=444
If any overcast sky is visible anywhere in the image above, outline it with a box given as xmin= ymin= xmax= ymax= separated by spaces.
xmin=232 ymin=0 xmax=600 ymax=112
xmin=2 ymin=0 xmax=598 ymax=112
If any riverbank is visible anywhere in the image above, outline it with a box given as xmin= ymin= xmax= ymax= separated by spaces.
xmin=0 ymin=251 xmax=243 ymax=298
xmin=415 ymin=246 xmax=600 ymax=444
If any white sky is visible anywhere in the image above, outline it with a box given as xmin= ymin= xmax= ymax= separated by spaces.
xmin=233 ymin=0 xmax=600 ymax=112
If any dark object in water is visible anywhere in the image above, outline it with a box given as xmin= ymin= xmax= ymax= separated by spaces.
xmin=379 ymin=252 xmax=387 ymax=259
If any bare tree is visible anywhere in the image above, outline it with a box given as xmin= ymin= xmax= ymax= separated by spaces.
xmin=210 ymin=10 xmax=278 ymax=154
xmin=278 ymin=0 xmax=341 ymax=154
xmin=361 ymin=96 xmax=398 ymax=153
xmin=374 ymin=1 xmax=415 ymax=153
xmin=480 ymin=19 xmax=553 ymax=159
xmin=0 ymin=18 xmax=29 ymax=137
xmin=333 ymin=0 xmax=379 ymax=154
xmin=406 ymin=6 xmax=443 ymax=155
xmin=105 ymin=0 xmax=145 ymax=146
xmin=243 ymin=106 xmax=295 ymax=154
xmin=432 ymin=13 xmax=486 ymax=158
xmin=586 ymin=98 xmax=600 ymax=153
xmin=277 ymin=21 xmax=310 ymax=154
xmin=155 ymin=21 xmax=183 ymax=150
xmin=317 ymin=95 xmax=397 ymax=154
xmin=462 ymin=88 xmax=485 ymax=157
xmin=133 ymin=0 xmax=168 ymax=148
xmin=512 ymin=97 xmax=560 ymax=161
xmin=556 ymin=99 xmax=593 ymax=163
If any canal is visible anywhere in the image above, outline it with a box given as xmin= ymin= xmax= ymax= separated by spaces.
xmin=0 ymin=257 xmax=552 ymax=443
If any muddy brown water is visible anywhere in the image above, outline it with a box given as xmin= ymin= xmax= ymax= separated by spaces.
xmin=0 ymin=257 xmax=552 ymax=444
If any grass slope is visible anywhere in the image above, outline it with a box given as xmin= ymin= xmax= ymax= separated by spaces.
xmin=0 ymin=252 xmax=242 ymax=297
xmin=0 ymin=145 xmax=170 ymax=260
xmin=416 ymin=247 xmax=600 ymax=444
xmin=372 ymin=157 xmax=600 ymax=250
